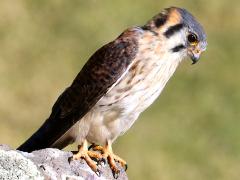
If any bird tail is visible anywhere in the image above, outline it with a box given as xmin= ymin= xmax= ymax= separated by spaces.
xmin=17 ymin=113 xmax=77 ymax=152
xmin=17 ymin=118 xmax=55 ymax=152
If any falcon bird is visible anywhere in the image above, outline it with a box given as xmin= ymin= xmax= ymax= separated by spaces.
xmin=18 ymin=7 xmax=207 ymax=178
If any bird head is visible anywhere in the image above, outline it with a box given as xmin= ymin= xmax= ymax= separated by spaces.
xmin=143 ymin=7 xmax=207 ymax=64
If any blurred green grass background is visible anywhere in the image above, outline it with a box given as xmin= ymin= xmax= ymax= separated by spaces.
xmin=0 ymin=0 xmax=240 ymax=179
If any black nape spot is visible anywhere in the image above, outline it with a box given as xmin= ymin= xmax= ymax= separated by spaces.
xmin=171 ymin=44 xmax=185 ymax=52
xmin=141 ymin=25 xmax=158 ymax=36
xmin=141 ymin=25 xmax=150 ymax=31
xmin=164 ymin=23 xmax=184 ymax=38
xmin=154 ymin=14 xmax=168 ymax=28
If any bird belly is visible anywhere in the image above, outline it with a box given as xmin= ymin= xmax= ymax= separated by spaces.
xmin=82 ymin=63 xmax=178 ymax=145
xmin=76 ymin=39 xmax=183 ymax=145
xmin=81 ymin=82 xmax=163 ymax=145
xmin=74 ymin=105 xmax=138 ymax=145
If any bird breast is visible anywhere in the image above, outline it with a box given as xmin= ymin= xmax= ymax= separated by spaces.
xmin=83 ymin=31 xmax=184 ymax=144
xmin=97 ymin=32 xmax=182 ymax=116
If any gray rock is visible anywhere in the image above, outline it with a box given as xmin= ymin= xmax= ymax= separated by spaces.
xmin=0 ymin=145 xmax=128 ymax=180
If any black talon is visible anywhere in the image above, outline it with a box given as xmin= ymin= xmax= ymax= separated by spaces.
xmin=124 ymin=164 xmax=128 ymax=171
xmin=88 ymin=144 xmax=95 ymax=150
xmin=112 ymin=170 xmax=120 ymax=179
xmin=101 ymin=158 xmax=107 ymax=165
xmin=68 ymin=157 xmax=73 ymax=163
xmin=95 ymin=169 xmax=101 ymax=177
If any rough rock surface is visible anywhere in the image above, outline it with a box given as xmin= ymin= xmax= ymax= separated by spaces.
xmin=0 ymin=145 xmax=128 ymax=180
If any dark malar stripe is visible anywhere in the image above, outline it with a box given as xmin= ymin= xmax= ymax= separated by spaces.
xmin=164 ymin=23 xmax=184 ymax=38
xmin=171 ymin=44 xmax=185 ymax=52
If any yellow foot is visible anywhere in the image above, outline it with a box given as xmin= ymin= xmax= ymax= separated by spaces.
xmin=90 ymin=142 xmax=127 ymax=179
xmin=69 ymin=141 xmax=103 ymax=177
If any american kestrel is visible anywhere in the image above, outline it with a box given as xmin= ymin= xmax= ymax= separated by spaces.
xmin=18 ymin=7 xmax=207 ymax=178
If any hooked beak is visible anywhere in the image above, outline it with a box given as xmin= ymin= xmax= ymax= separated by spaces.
xmin=188 ymin=48 xmax=202 ymax=65
xmin=190 ymin=53 xmax=200 ymax=64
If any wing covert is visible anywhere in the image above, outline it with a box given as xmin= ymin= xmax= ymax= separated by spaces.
xmin=17 ymin=28 xmax=140 ymax=151
xmin=53 ymin=30 xmax=139 ymax=120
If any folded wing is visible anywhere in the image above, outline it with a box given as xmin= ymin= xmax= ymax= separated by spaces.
xmin=17 ymin=29 xmax=139 ymax=152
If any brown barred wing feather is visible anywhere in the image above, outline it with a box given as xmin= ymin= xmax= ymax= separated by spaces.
xmin=17 ymin=29 xmax=139 ymax=152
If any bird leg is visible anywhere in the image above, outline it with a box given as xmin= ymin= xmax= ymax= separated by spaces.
xmin=90 ymin=141 xmax=127 ymax=179
xmin=69 ymin=140 xmax=103 ymax=176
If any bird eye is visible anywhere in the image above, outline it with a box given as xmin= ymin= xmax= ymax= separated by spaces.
xmin=187 ymin=33 xmax=198 ymax=45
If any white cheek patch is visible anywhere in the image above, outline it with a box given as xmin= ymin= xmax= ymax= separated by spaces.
xmin=165 ymin=29 xmax=187 ymax=50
